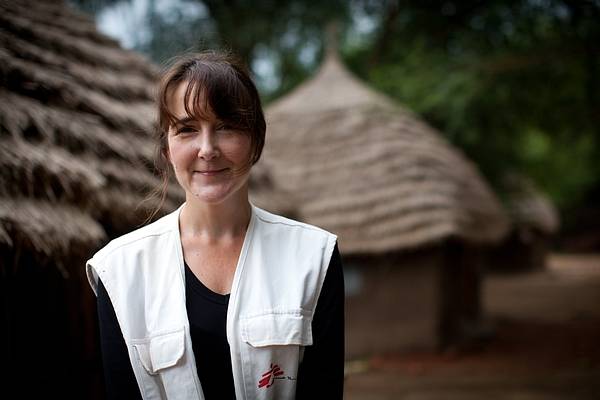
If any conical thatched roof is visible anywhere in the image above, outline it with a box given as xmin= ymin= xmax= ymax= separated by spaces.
xmin=0 ymin=0 xmax=182 ymax=267
xmin=502 ymin=173 xmax=559 ymax=235
xmin=252 ymin=51 xmax=510 ymax=255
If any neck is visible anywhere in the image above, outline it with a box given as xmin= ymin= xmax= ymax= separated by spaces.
xmin=179 ymin=190 xmax=251 ymax=241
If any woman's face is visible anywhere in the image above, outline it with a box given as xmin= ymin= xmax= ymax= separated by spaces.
xmin=166 ymin=81 xmax=252 ymax=205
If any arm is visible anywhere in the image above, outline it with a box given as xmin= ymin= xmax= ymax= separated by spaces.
xmin=97 ymin=279 xmax=142 ymax=400
xmin=296 ymin=244 xmax=345 ymax=399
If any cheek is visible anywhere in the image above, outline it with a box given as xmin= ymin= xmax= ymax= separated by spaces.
xmin=222 ymin=135 xmax=252 ymax=161
xmin=166 ymin=140 xmax=190 ymax=171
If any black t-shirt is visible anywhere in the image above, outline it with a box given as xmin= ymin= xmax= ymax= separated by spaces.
xmin=185 ymin=260 xmax=235 ymax=399
xmin=97 ymin=245 xmax=344 ymax=399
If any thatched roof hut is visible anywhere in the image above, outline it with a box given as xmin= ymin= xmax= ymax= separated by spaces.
xmin=503 ymin=173 xmax=559 ymax=236
xmin=0 ymin=0 xmax=182 ymax=268
xmin=251 ymin=48 xmax=511 ymax=354
xmin=252 ymin=50 xmax=509 ymax=255
xmin=490 ymin=173 xmax=560 ymax=271
xmin=0 ymin=1 xmax=180 ymax=397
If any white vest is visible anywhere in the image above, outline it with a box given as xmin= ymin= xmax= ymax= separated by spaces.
xmin=86 ymin=204 xmax=337 ymax=399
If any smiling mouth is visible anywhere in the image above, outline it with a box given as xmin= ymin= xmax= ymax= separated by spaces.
xmin=194 ymin=168 xmax=228 ymax=176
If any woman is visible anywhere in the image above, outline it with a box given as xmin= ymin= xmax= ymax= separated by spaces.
xmin=86 ymin=51 xmax=345 ymax=400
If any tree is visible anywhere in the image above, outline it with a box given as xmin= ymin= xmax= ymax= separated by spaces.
xmin=347 ymin=0 xmax=600 ymax=224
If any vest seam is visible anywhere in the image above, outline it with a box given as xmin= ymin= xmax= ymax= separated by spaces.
xmin=94 ymin=228 xmax=172 ymax=265
xmin=254 ymin=213 xmax=329 ymax=234
xmin=240 ymin=308 xmax=311 ymax=319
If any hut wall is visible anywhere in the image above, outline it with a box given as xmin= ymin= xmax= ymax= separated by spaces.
xmin=1 ymin=247 xmax=103 ymax=400
xmin=438 ymin=239 xmax=489 ymax=350
xmin=345 ymin=247 xmax=444 ymax=358
xmin=488 ymin=229 xmax=551 ymax=272
xmin=345 ymin=241 xmax=491 ymax=358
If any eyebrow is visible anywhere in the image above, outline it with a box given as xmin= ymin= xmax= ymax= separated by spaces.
xmin=172 ymin=116 xmax=196 ymax=127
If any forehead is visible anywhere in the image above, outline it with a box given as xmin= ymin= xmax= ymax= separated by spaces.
xmin=166 ymin=80 xmax=214 ymax=121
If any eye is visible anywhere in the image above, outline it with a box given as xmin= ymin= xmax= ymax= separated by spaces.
xmin=176 ymin=126 xmax=196 ymax=135
xmin=215 ymin=122 xmax=235 ymax=132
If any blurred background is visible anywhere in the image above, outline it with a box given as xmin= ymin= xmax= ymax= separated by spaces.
xmin=1 ymin=0 xmax=599 ymax=398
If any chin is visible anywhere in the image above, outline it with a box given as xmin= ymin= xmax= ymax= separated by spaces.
xmin=188 ymin=184 xmax=244 ymax=205
xmin=191 ymin=192 xmax=230 ymax=204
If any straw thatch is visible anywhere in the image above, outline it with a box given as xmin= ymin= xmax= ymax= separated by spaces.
xmin=502 ymin=173 xmax=559 ymax=235
xmin=253 ymin=51 xmax=509 ymax=254
xmin=486 ymin=173 xmax=559 ymax=272
xmin=0 ymin=0 xmax=183 ymax=268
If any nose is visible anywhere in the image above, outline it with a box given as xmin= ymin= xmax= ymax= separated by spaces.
xmin=196 ymin=130 xmax=220 ymax=160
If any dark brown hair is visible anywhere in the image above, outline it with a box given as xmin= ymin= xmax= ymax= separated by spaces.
xmin=146 ymin=50 xmax=266 ymax=222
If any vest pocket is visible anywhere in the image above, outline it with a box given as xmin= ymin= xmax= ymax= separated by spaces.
xmin=241 ymin=311 xmax=312 ymax=347
xmin=240 ymin=311 xmax=311 ymax=398
xmin=131 ymin=328 xmax=200 ymax=399
xmin=132 ymin=328 xmax=185 ymax=375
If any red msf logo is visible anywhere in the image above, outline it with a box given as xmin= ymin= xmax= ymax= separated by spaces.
xmin=258 ymin=363 xmax=284 ymax=388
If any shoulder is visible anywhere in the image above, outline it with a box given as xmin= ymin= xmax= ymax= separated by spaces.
xmin=252 ymin=205 xmax=338 ymax=270
xmin=90 ymin=207 xmax=178 ymax=264
xmin=85 ymin=206 xmax=181 ymax=295
xmin=253 ymin=205 xmax=337 ymax=241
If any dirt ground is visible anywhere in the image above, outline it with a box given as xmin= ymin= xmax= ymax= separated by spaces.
xmin=344 ymin=253 xmax=600 ymax=399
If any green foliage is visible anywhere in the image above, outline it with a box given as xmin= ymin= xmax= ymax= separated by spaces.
xmin=346 ymin=0 xmax=600 ymax=215
xmin=518 ymin=128 xmax=597 ymax=208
